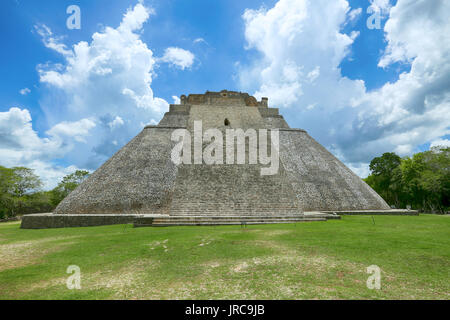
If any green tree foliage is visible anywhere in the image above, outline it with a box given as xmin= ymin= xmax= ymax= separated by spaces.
xmin=366 ymin=152 xmax=402 ymax=207
xmin=50 ymin=170 xmax=90 ymax=206
xmin=0 ymin=167 xmax=89 ymax=219
xmin=0 ymin=166 xmax=45 ymax=218
xmin=0 ymin=166 xmax=15 ymax=218
xmin=364 ymin=147 xmax=450 ymax=213
xmin=10 ymin=167 xmax=42 ymax=197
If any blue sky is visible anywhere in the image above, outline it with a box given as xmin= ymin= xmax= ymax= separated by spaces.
xmin=1 ymin=0 xmax=449 ymax=188
xmin=1 ymin=0 xmax=271 ymax=107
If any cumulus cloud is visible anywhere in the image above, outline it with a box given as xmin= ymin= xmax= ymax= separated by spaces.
xmin=0 ymin=2 xmax=194 ymax=188
xmin=107 ymin=116 xmax=125 ymax=129
xmin=239 ymin=0 xmax=450 ymax=176
xmin=352 ymin=0 xmax=450 ymax=158
xmin=159 ymin=47 xmax=195 ymax=70
xmin=240 ymin=0 xmax=364 ymax=109
xmin=34 ymin=3 xmax=178 ymax=171
xmin=38 ymin=3 xmax=165 ymax=112
xmin=0 ymin=108 xmax=49 ymax=154
xmin=46 ymin=118 xmax=96 ymax=143
xmin=0 ymin=108 xmax=93 ymax=188
xmin=368 ymin=0 xmax=392 ymax=15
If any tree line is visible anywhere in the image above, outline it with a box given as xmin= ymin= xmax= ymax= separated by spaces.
xmin=364 ymin=146 xmax=449 ymax=213
xmin=0 ymin=167 xmax=89 ymax=219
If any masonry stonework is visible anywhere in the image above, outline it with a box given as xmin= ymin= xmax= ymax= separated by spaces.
xmin=21 ymin=90 xmax=402 ymax=229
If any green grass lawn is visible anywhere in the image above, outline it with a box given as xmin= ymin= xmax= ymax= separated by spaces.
xmin=0 ymin=215 xmax=449 ymax=300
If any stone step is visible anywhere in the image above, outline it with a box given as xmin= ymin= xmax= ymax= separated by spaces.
xmin=169 ymin=207 xmax=302 ymax=210
xmin=133 ymin=215 xmax=333 ymax=227
xmin=152 ymin=218 xmax=324 ymax=223
xmin=154 ymin=215 xmax=308 ymax=220
xmin=135 ymin=219 xmax=326 ymax=227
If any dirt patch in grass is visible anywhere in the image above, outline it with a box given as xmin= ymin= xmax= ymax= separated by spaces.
xmin=0 ymin=236 xmax=79 ymax=271
xmin=83 ymin=258 xmax=158 ymax=299
xmin=25 ymin=276 xmax=68 ymax=294
xmin=232 ymin=261 xmax=250 ymax=273
xmin=253 ymin=229 xmax=293 ymax=236
xmin=160 ymin=239 xmax=449 ymax=300
xmin=11 ymin=258 xmax=159 ymax=299
xmin=147 ymin=239 xmax=170 ymax=252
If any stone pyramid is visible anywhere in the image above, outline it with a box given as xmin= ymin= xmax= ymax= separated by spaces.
xmin=54 ymin=90 xmax=390 ymax=217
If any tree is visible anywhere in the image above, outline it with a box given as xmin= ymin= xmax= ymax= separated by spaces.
xmin=10 ymin=167 xmax=42 ymax=197
xmin=0 ymin=166 xmax=92 ymax=218
xmin=0 ymin=166 xmax=14 ymax=194
xmin=369 ymin=152 xmax=402 ymax=177
xmin=0 ymin=166 xmax=15 ymax=218
xmin=403 ymin=146 xmax=450 ymax=213
xmin=400 ymin=154 xmax=426 ymax=209
xmin=50 ymin=170 xmax=90 ymax=206
xmin=0 ymin=166 xmax=43 ymax=218
xmin=365 ymin=147 xmax=449 ymax=213
xmin=366 ymin=152 xmax=402 ymax=207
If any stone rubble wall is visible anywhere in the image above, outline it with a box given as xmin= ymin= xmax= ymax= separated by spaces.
xmin=169 ymin=162 xmax=302 ymax=216
xmin=54 ymin=127 xmax=181 ymax=215
xmin=279 ymin=129 xmax=390 ymax=211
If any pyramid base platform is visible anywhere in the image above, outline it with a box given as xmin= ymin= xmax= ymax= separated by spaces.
xmin=133 ymin=213 xmax=340 ymax=227
xmin=19 ymin=209 xmax=417 ymax=229
xmin=320 ymin=209 xmax=419 ymax=216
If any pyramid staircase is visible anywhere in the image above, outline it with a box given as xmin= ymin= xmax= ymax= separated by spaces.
xmin=133 ymin=213 xmax=340 ymax=227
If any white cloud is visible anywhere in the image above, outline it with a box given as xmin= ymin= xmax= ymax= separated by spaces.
xmin=240 ymin=0 xmax=364 ymax=109
xmin=306 ymin=103 xmax=317 ymax=110
xmin=347 ymin=162 xmax=371 ymax=179
xmin=107 ymin=116 xmax=124 ymax=129
xmin=354 ymin=0 xmax=450 ymax=157
xmin=349 ymin=30 xmax=360 ymax=40
xmin=239 ymin=0 xmax=450 ymax=176
xmin=1 ymin=2 xmax=196 ymax=188
xmin=430 ymin=138 xmax=450 ymax=149
xmin=33 ymin=3 xmax=188 ymax=175
xmin=307 ymin=67 xmax=320 ymax=83
xmin=368 ymin=0 xmax=392 ymax=15
xmin=37 ymin=3 xmax=168 ymax=115
xmin=378 ymin=0 xmax=447 ymax=68
xmin=0 ymin=107 xmax=49 ymax=155
xmin=34 ymin=24 xmax=73 ymax=57
xmin=23 ymin=161 xmax=84 ymax=191
xmin=193 ymin=37 xmax=206 ymax=44
xmin=19 ymin=88 xmax=31 ymax=95
xmin=159 ymin=47 xmax=195 ymax=70
xmin=172 ymin=95 xmax=181 ymax=104
xmin=348 ymin=8 xmax=362 ymax=21
xmin=0 ymin=108 xmax=93 ymax=189
xmin=119 ymin=1 xmax=155 ymax=32
xmin=46 ymin=118 xmax=96 ymax=143
xmin=37 ymin=3 xmax=164 ymax=114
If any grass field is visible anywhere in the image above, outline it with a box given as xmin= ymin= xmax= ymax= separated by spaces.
xmin=0 ymin=215 xmax=448 ymax=300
